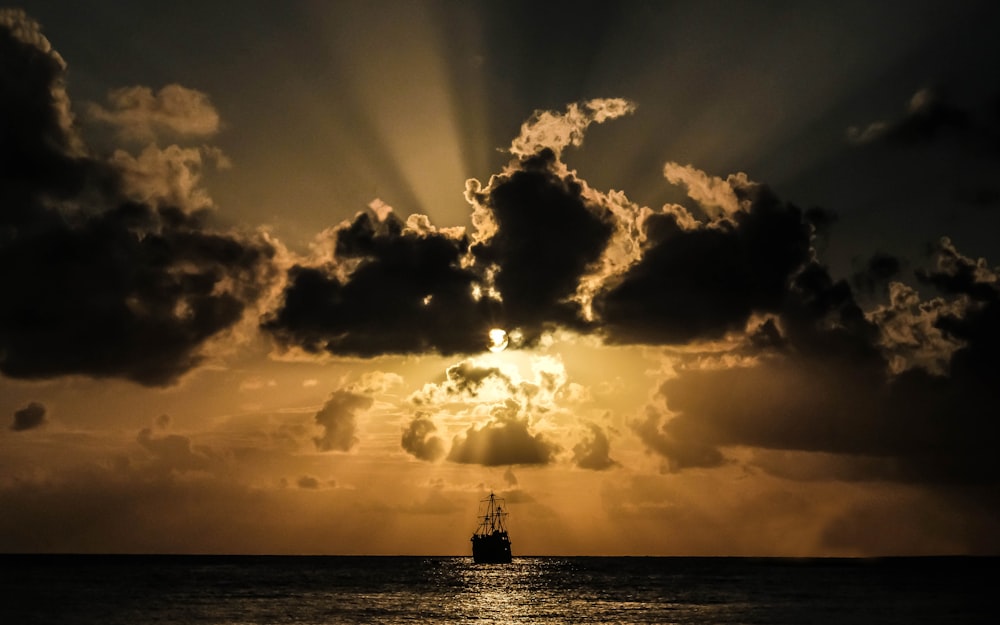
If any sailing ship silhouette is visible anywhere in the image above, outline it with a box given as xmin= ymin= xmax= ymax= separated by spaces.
xmin=470 ymin=492 xmax=512 ymax=564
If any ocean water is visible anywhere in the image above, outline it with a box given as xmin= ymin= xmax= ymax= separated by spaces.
xmin=0 ymin=555 xmax=993 ymax=624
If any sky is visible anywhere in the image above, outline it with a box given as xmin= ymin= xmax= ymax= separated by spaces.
xmin=2 ymin=0 xmax=999 ymax=556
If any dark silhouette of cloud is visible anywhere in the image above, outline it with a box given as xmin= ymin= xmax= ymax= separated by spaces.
xmin=265 ymin=145 xmax=617 ymax=356
xmin=503 ymin=467 xmax=518 ymax=486
xmin=263 ymin=107 xmax=821 ymax=357
xmin=401 ymin=414 xmax=446 ymax=462
xmin=637 ymin=240 xmax=1000 ymax=487
xmin=848 ymin=87 xmax=1000 ymax=208
xmin=5 ymin=9 xmax=1000 ymax=499
xmin=447 ymin=400 xmax=558 ymax=466
xmin=595 ymin=182 xmax=815 ymax=344
xmin=848 ymin=88 xmax=972 ymax=147
xmin=443 ymin=360 xmax=512 ymax=396
xmin=467 ymin=148 xmax=616 ymax=340
xmin=916 ymin=237 xmax=999 ymax=301
xmin=632 ymin=405 xmax=726 ymax=472
xmin=313 ymin=389 xmax=372 ymax=452
xmin=572 ymin=422 xmax=619 ymax=471
xmin=254 ymin=85 xmax=1000 ymax=488
xmin=263 ymin=210 xmax=492 ymax=357
xmin=136 ymin=427 xmax=210 ymax=473
xmin=852 ymin=252 xmax=902 ymax=296
xmin=0 ymin=12 xmax=274 ymax=387
xmin=408 ymin=359 xmax=525 ymax=408
xmin=0 ymin=206 xmax=274 ymax=386
xmin=10 ymin=401 xmax=46 ymax=431
xmin=296 ymin=475 xmax=320 ymax=489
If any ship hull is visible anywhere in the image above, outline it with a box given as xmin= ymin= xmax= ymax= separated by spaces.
xmin=471 ymin=532 xmax=512 ymax=564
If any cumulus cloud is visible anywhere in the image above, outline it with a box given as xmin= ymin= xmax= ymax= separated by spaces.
xmin=0 ymin=13 xmax=275 ymax=386
xmin=110 ymin=144 xmax=229 ymax=212
xmin=137 ymin=427 xmax=211 ymax=473
xmin=11 ymin=401 xmax=47 ymax=431
xmin=409 ymin=360 xmax=514 ymax=406
xmin=6 ymin=11 xmax=1000 ymax=500
xmin=595 ymin=179 xmax=819 ymax=345
xmin=917 ymin=237 xmax=999 ymax=300
xmin=87 ymin=84 xmax=221 ymax=142
xmin=265 ymin=103 xmax=634 ymax=356
xmin=262 ymin=208 xmax=492 ymax=357
xmin=401 ymin=414 xmax=446 ymax=462
xmin=447 ymin=400 xmax=559 ymax=466
xmin=444 ymin=360 xmax=511 ymax=396
xmin=405 ymin=354 xmax=573 ymax=466
xmin=410 ymin=354 xmax=573 ymax=415
xmin=867 ymin=281 xmax=966 ymax=375
xmin=632 ymin=406 xmax=725 ymax=472
xmin=509 ymin=98 xmax=635 ymax=159
xmin=0 ymin=204 xmax=274 ymax=385
xmin=466 ymin=148 xmax=617 ymax=340
xmin=662 ymin=163 xmax=748 ymax=218
xmin=0 ymin=9 xmax=82 ymax=156
xmin=634 ymin=237 xmax=1000 ymax=487
xmin=313 ymin=389 xmax=373 ymax=452
xmin=266 ymin=100 xmax=818 ymax=358
xmin=354 ymin=370 xmax=404 ymax=395
xmin=572 ymin=422 xmax=619 ymax=471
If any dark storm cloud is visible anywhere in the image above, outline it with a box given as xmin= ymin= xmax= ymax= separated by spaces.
xmin=638 ymin=241 xmax=1000 ymax=486
xmin=447 ymin=400 xmax=558 ymax=466
xmin=10 ymin=401 xmax=47 ymax=431
xmin=12 ymin=2 xmax=994 ymax=494
xmin=265 ymin=145 xmax=618 ymax=357
xmin=848 ymin=88 xmax=972 ymax=147
xmin=916 ymin=237 xmax=999 ymax=301
xmin=467 ymin=149 xmax=616 ymax=339
xmin=851 ymin=252 xmax=902 ymax=297
xmin=595 ymin=182 xmax=815 ymax=344
xmin=313 ymin=389 xmax=372 ymax=452
xmin=400 ymin=414 xmax=446 ymax=462
xmin=0 ymin=10 xmax=111 ymax=224
xmin=849 ymin=87 xmax=1000 ymax=209
xmin=911 ymin=241 xmax=1000 ymax=415
xmin=262 ymin=211 xmax=492 ymax=357
xmin=0 ymin=207 xmax=274 ymax=386
xmin=0 ymin=12 xmax=274 ymax=387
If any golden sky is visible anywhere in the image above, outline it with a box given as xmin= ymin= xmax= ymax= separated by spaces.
xmin=2 ymin=2 xmax=1000 ymax=556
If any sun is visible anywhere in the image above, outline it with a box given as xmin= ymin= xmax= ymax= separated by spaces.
xmin=487 ymin=328 xmax=509 ymax=353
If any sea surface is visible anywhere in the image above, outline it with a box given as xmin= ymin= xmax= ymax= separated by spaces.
xmin=0 ymin=554 xmax=994 ymax=624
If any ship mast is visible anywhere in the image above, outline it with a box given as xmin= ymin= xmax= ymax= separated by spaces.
xmin=477 ymin=492 xmax=508 ymax=535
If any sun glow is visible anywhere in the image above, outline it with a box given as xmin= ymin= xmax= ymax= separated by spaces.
xmin=487 ymin=328 xmax=509 ymax=353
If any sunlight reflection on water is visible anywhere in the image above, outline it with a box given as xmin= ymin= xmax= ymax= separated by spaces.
xmin=450 ymin=557 xmax=703 ymax=624
xmin=1 ymin=555 xmax=991 ymax=625
xmin=458 ymin=559 xmax=543 ymax=622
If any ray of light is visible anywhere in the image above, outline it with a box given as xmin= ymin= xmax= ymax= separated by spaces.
xmin=310 ymin=3 xmax=490 ymax=227
xmin=572 ymin=3 xmax=957 ymax=207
